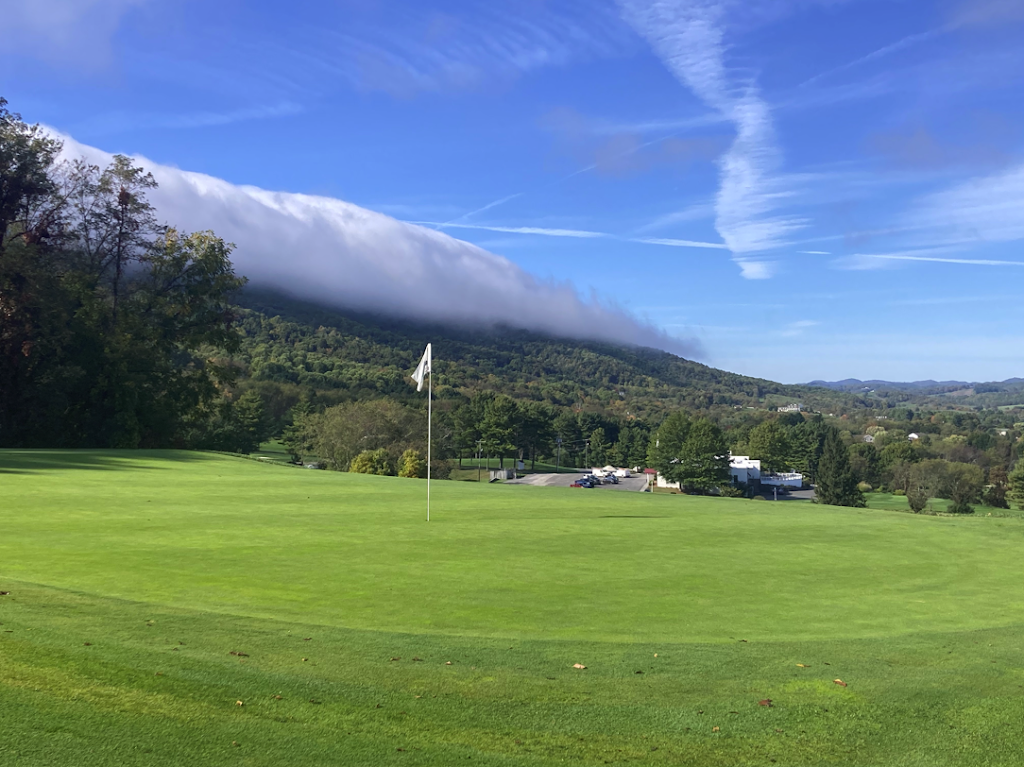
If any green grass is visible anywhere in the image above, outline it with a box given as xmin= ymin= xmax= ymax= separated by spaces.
xmin=863 ymin=491 xmax=1024 ymax=518
xmin=2 ymin=450 xmax=1024 ymax=765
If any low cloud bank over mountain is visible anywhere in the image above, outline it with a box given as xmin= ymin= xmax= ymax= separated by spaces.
xmin=58 ymin=134 xmax=700 ymax=358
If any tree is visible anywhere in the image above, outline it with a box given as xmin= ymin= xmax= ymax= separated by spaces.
xmin=791 ymin=416 xmax=830 ymax=482
xmin=984 ymin=466 xmax=1010 ymax=509
xmin=350 ymin=448 xmax=395 ymax=476
xmin=231 ymin=390 xmax=270 ymax=454
xmin=747 ymin=420 xmax=791 ymax=473
xmin=0 ymin=98 xmax=61 ymax=254
xmin=480 ymin=395 xmax=520 ymax=468
xmin=880 ymin=440 xmax=917 ymax=469
xmin=848 ymin=442 xmax=882 ymax=487
xmin=588 ymin=427 xmax=609 ymax=467
xmin=815 ymin=428 xmax=865 ymax=507
xmin=1009 ymin=463 xmax=1024 ymax=510
xmin=942 ymin=462 xmax=983 ymax=514
xmin=308 ymin=400 xmax=424 ymax=472
xmin=647 ymin=411 xmax=691 ymax=486
xmin=906 ymin=459 xmax=947 ymax=513
xmin=675 ymin=418 xmax=730 ymax=493
xmin=398 ymin=448 xmax=426 ymax=478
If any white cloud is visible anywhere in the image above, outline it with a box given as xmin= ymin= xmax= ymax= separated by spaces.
xmin=428 ymin=223 xmax=610 ymax=239
xmin=54 ymin=133 xmax=701 ymax=358
xmin=633 ymin=237 xmax=729 ymax=250
xmin=636 ymin=202 xmax=716 ymax=233
xmin=616 ymin=0 xmax=805 ymax=278
xmin=737 ymin=260 xmax=776 ymax=279
xmin=1 ymin=0 xmax=147 ymax=65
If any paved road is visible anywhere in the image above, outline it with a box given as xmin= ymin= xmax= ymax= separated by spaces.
xmin=505 ymin=473 xmax=648 ymax=492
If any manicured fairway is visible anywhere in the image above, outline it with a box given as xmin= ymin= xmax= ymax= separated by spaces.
xmin=2 ymin=450 xmax=1024 ymax=766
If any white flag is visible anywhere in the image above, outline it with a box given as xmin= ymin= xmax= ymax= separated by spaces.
xmin=411 ymin=343 xmax=431 ymax=392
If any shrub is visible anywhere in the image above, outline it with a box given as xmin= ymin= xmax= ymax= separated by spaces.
xmin=398 ymin=449 xmax=426 ymax=478
xmin=718 ymin=484 xmax=743 ymax=498
xmin=857 ymin=482 xmax=873 ymax=493
xmin=752 ymin=495 xmax=766 ymax=501
xmin=349 ymin=448 xmax=395 ymax=476
xmin=907 ymin=488 xmax=929 ymax=513
xmin=893 ymin=489 xmax=906 ymax=496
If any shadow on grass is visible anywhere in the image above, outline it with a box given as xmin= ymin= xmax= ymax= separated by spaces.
xmin=0 ymin=449 xmax=215 ymax=474
xmin=598 ymin=515 xmax=670 ymax=519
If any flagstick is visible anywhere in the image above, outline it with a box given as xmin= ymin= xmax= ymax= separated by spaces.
xmin=426 ymin=364 xmax=432 ymax=522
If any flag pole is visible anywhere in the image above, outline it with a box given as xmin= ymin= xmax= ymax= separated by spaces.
xmin=426 ymin=359 xmax=432 ymax=522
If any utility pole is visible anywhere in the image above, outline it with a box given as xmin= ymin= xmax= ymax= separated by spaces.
xmin=585 ymin=439 xmax=590 ymax=470
xmin=555 ymin=436 xmax=562 ymax=474
xmin=477 ymin=439 xmax=484 ymax=483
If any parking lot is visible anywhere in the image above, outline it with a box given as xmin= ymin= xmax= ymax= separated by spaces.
xmin=504 ymin=472 xmax=648 ymax=492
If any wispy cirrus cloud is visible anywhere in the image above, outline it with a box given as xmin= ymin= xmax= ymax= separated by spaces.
xmin=420 ymin=222 xmax=730 ymax=250
xmin=907 ymin=162 xmax=1024 ymax=245
xmin=73 ymin=102 xmax=303 ymax=135
xmin=282 ymin=0 xmax=633 ymax=97
xmin=616 ymin=0 xmax=806 ymax=279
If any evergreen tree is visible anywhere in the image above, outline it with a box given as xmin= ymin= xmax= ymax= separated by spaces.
xmin=815 ymin=428 xmax=865 ymax=507
xmin=675 ymin=418 xmax=730 ymax=493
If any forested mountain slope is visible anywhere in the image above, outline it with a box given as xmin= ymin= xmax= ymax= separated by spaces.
xmin=233 ymin=290 xmax=860 ymax=417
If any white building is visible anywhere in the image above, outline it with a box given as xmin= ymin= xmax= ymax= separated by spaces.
xmin=777 ymin=403 xmax=803 ymax=413
xmin=653 ymin=454 xmax=803 ymax=491
xmin=908 ymin=433 xmax=920 ymax=441
xmin=729 ymin=455 xmax=761 ymax=484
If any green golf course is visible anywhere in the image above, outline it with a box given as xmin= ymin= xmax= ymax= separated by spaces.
xmin=2 ymin=450 xmax=1023 ymax=766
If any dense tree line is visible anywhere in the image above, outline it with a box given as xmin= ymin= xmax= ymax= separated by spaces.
xmin=0 ymin=98 xmax=249 ymax=449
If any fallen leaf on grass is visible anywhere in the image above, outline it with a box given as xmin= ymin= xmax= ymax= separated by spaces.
xmin=654 ymin=653 xmax=658 ymax=657
xmin=229 ymin=651 xmax=249 ymax=657
xmin=833 ymin=679 xmax=848 ymax=687
xmin=572 ymin=663 xmax=587 ymax=670
xmin=273 ymin=695 xmax=283 ymax=700
xmin=796 ymin=664 xmax=809 ymax=668
xmin=310 ymin=699 xmax=321 ymax=705
xmin=302 ymin=658 xmax=308 ymax=662
xmin=232 ymin=741 xmax=240 ymax=747
xmin=236 ymin=700 xmax=244 ymax=706
xmin=712 ymin=726 xmax=720 ymax=732
xmin=635 ymin=670 xmax=644 ymax=674
xmin=759 ymin=699 xmax=773 ymax=707
xmin=83 ymin=642 xmax=92 ymax=646
xmin=445 ymin=661 xmax=453 ymax=666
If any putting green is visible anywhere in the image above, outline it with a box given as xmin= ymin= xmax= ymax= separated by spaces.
xmin=2 ymin=450 xmax=1022 ymax=643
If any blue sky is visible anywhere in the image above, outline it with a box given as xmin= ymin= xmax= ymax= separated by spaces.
xmin=3 ymin=0 xmax=1023 ymax=383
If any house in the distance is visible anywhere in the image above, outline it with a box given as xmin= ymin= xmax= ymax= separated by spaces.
xmin=908 ymin=433 xmax=920 ymax=441
xmin=777 ymin=403 xmax=803 ymax=413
